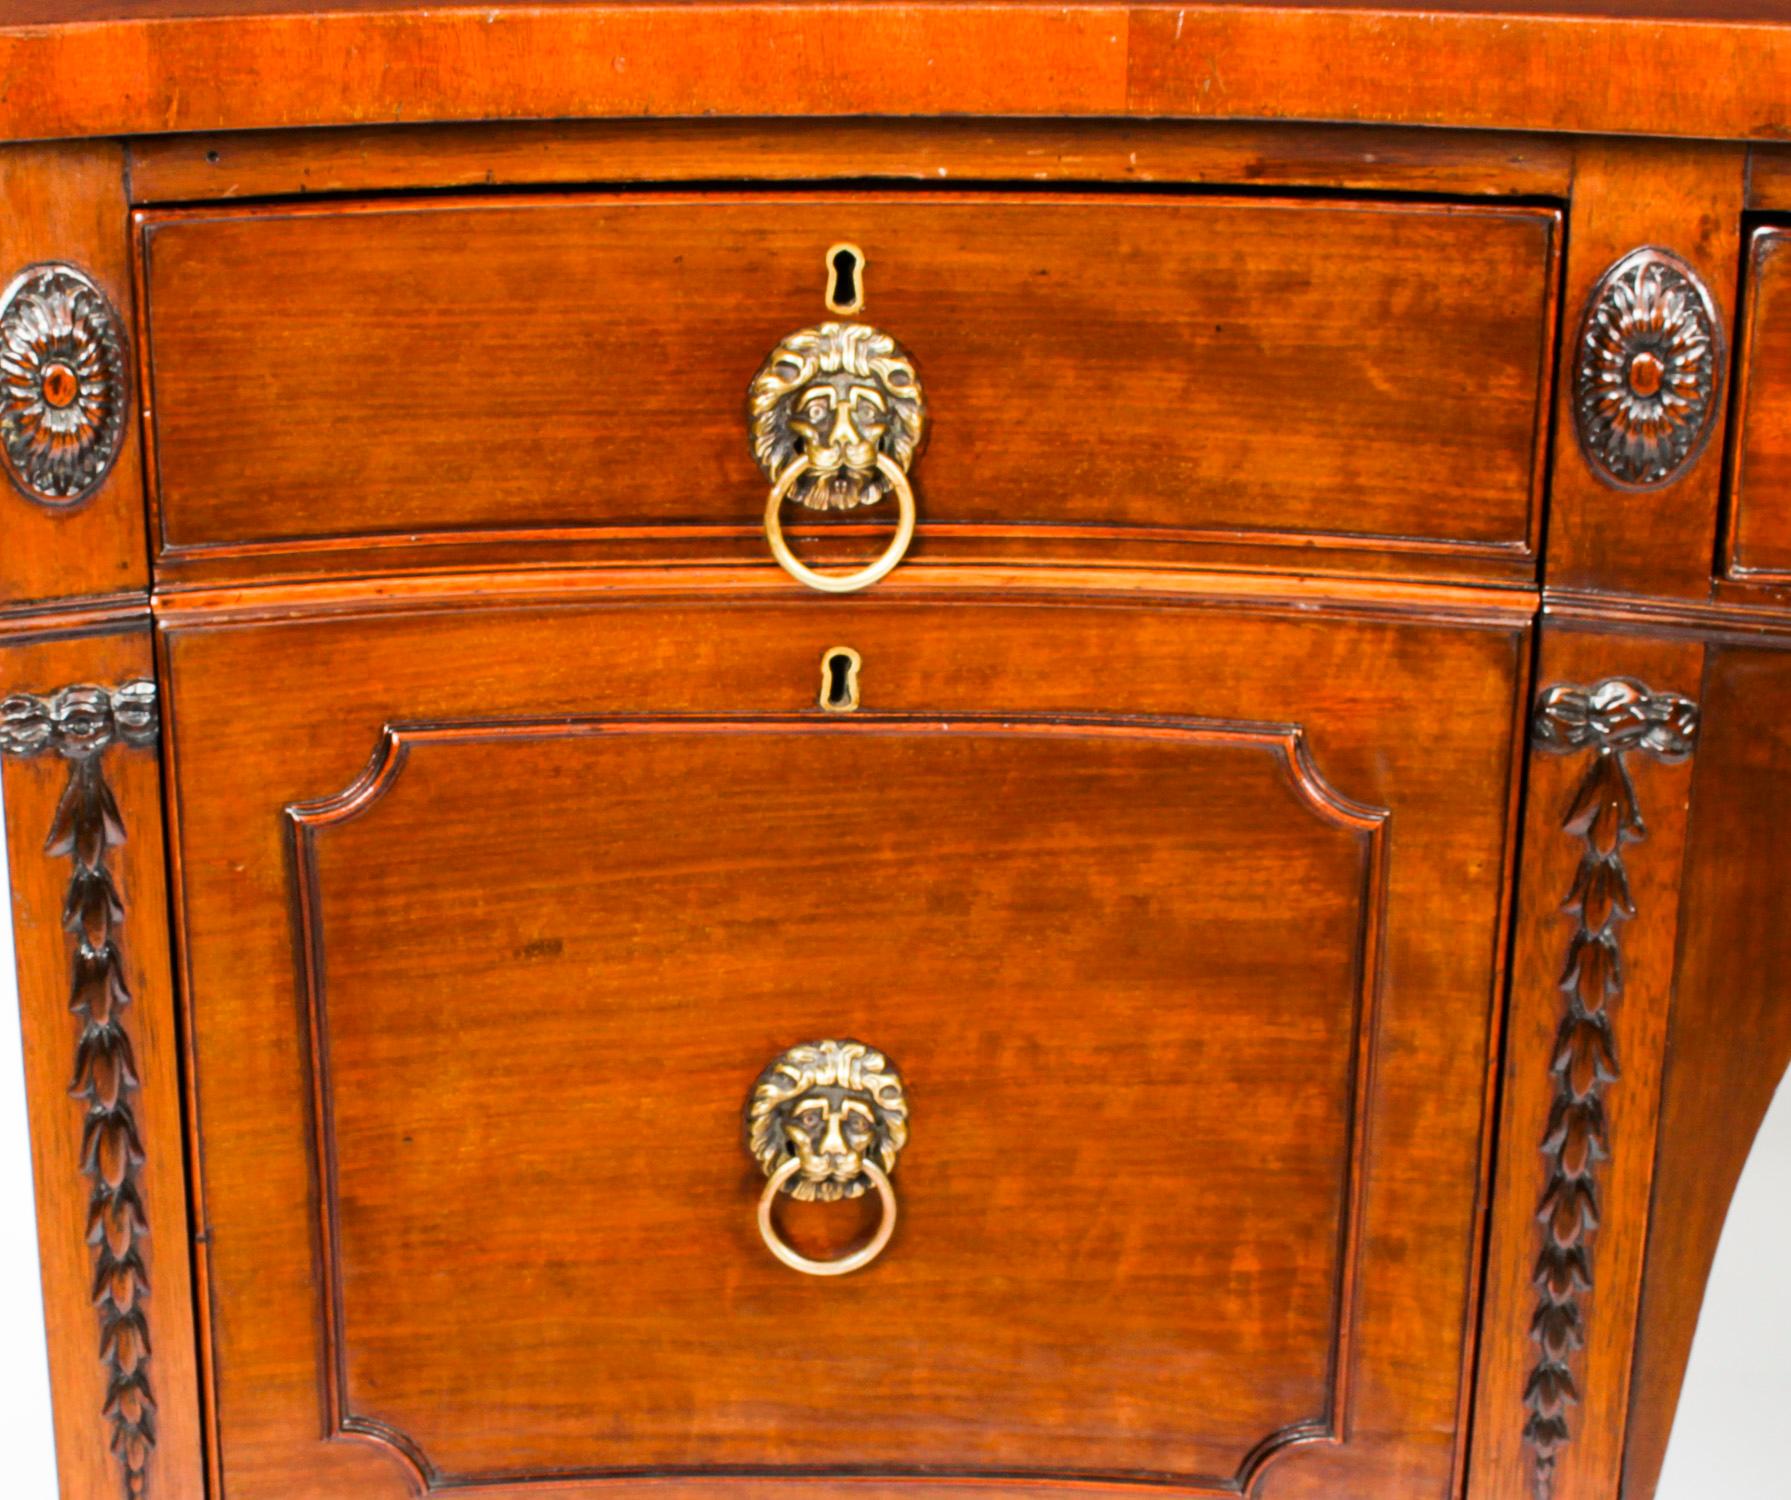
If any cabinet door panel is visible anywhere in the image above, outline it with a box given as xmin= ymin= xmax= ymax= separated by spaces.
xmin=162 ymin=595 xmax=1525 ymax=1498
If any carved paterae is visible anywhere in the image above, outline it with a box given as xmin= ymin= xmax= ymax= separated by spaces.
xmin=745 ymin=1038 xmax=909 ymax=1203
xmin=748 ymin=322 xmax=925 ymax=511
xmin=1524 ymin=678 xmax=1698 ymax=1500
xmin=0 ymin=265 xmax=130 ymax=506
xmin=1573 ymin=248 xmax=1723 ymax=492
xmin=1 ymin=681 xmax=159 ymax=1498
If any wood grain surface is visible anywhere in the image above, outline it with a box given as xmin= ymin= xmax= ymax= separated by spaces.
xmin=0 ymin=144 xmax=147 ymax=616
xmin=0 ymin=15 xmax=1787 ymax=1494
xmin=1622 ymin=641 xmax=1791 ymax=1500
xmin=126 ymin=118 xmax=1576 ymax=208
xmin=6 ymin=3 xmax=1791 ymax=144
xmin=296 ymin=717 xmax=1381 ymax=1487
xmin=1542 ymin=142 xmax=1744 ymax=602
xmin=1726 ymin=227 xmax=1791 ymax=583
xmin=136 ymin=192 xmax=1558 ymax=586
xmin=0 ymin=627 xmax=204 ymax=1500
xmin=1468 ymin=627 xmax=1705 ymax=1500
xmin=161 ymin=589 xmax=1525 ymax=1497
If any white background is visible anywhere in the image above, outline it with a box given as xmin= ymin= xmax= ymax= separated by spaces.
xmin=0 ymin=785 xmax=1783 ymax=1497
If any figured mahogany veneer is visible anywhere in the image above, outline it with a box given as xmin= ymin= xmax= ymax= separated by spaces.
xmin=1727 ymin=226 xmax=1791 ymax=583
xmin=12 ymin=2 xmax=1791 ymax=143
xmin=0 ymin=144 xmax=146 ymax=614
xmin=160 ymin=588 xmax=1525 ymax=1498
xmin=4 ymin=11 xmax=1791 ymax=1500
xmin=135 ymin=192 xmax=1559 ymax=587
xmin=297 ymin=717 xmax=1382 ymax=1487
xmin=1622 ymin=644 xmax=1791 ymax=1500
xmin=123 ymin=119 xmax=1578 ymax=207
xmin=0 ymin=627 xmax=205 ymax=1500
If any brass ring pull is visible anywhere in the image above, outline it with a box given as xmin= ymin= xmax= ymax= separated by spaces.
xmin=744 ymin=1038 xmax=909 ymax=1278
xmin=748 ymin=321 xmax=927 ymax=596
xmin=763 ymin=454 xmax=917 ymax=595
xmin=757 ymin=1158 xmax=897 ymax=1277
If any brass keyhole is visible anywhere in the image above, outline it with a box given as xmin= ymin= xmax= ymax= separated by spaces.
xmin=825 ymin=243 xmax=865 ymax=315
xmin=820 ymin=647 xmax=862 ymax=712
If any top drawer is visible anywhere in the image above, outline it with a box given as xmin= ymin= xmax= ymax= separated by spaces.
xmin=1730 ymin=225 xmax=1791 ymax=584
xmin=136 ymin=192 xmax=1560 ymax=585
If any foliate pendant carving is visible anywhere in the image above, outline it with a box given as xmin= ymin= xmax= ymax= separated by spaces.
xmin=1523 ymin=679 xmax=1698 ymax=1500
xmin=1573 ymin=248 xmax=1723 ymax=492
xmin=0 ymin=264 xmax=131 ymax=506
xmin=1 ymin=681 xmax=160 ymax=1498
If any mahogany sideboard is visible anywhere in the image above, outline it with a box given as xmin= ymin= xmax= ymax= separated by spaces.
xmin=2 ymin=4 xmax=1788 ymax=1498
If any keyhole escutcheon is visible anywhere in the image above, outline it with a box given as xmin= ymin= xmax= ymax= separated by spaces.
xmin=820 ymin=646 xmax=862 ymax=712
xmin=825 ymin=244 xmax=865 ymax=315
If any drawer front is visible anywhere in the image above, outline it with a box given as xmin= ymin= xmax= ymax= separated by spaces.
xmin=164 ymin=593 xmax=1525 ymax=1497
xmin=138 ymin=193 xmax=1559 ymax=584
xmin=1730 ymin=225 xmax=1791 ymax=580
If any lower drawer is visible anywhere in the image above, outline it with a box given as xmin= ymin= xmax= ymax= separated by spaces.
xmin=162 ymin=591 xmax=1525 ymax=1496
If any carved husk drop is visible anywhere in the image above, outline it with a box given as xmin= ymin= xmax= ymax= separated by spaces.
xmin=1524 ymin=679 xmax=1697 ymax=1499
xmin=54 ymin=753 xmax=156 ymax=1499
xmin=1 ymin=683 xmax=158 ymax=1498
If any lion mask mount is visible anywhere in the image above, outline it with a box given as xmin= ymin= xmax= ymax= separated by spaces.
xmin=745 ymin=1039 xmax=910 ymax=1203
xmin=748 ymin=323 xmax=926 ymax=512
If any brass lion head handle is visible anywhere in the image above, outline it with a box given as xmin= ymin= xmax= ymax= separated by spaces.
xmin=743 ymin=1038 xmax=909 ymax=1275
xmin=748 ymin=323 xmax=926 ymax=594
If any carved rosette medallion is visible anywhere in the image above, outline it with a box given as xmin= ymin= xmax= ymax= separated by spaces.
xmin=0 ymin=264 xmax=131 ymax=506
xmin=1573 ymin=248 xmax=1723 ymax=491
xmin=0 ymin=682 xmax=160 ymax=1498
xmin=1524 ymin=678 xmax=1699 ymax=1500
